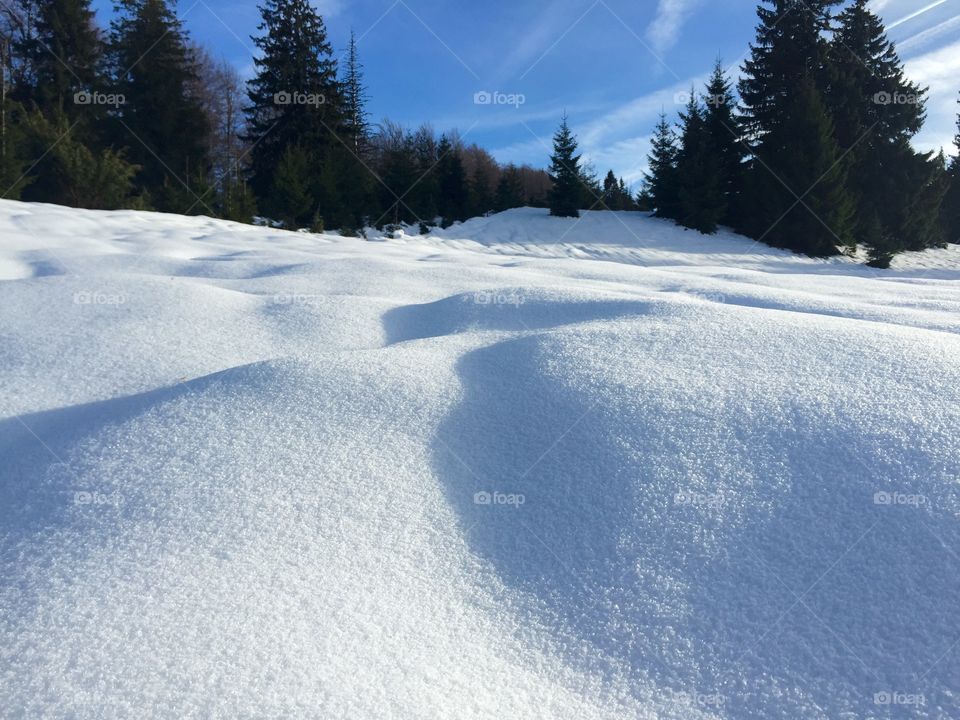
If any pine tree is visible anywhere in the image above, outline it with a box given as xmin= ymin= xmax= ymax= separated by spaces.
xmin=828 ymin=0 xmax=935 ymax=257
xmin=342 ymin=30 xmax=368 ymax=155
xmin=703 ymin=60 xmax=745 ymax=227
xmin=738 ymin=0 xmax=854 ymax=254
xmin=272 ymin=143 xmax=313 ymax=227
xmin=495 ymin=164 xmax=525 ymax=211
xmin=675 ymin=92 xmax=724 ymax=233
xmin=470 ymin=169 xmax=493 ymax=217
xmin=436 ymin=135 xmax=468 ymax=224
xmin=644 ymin=111 xmax=679 ymax=220
xmin=751 ymin=78 xmax=854 ymax=255
xmin=20 ymin=109 xmax=141 ymax=208
xmin=15 ymin=0 xmax=102 ymax=122
xmin=602 ymin=170 xmax=618 ymax=209
xmin=547 ymin=115 xmax=582 ymax=218
xmin=739 ymin=0 xmax=841 ymax=143
xmin=0 ymin=100 xmax=34 ymax=199
xmin=244 ymin=0 xmax=342 ymax=218
xmin=941 ymin=94 xmax=960 ymax=244
xmin=110 ymin=0 xmax=210 ymax=212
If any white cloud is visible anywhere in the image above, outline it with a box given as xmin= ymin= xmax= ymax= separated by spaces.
xmin=897 ymin=14 xmax=960 ymax=55
xmin=905 ymin=39 xmax=960 ymax=154
xmin=645 ymin=0 xmax=702 ymax=55
xmin=888 ymin=0 xmax=951 ymax=30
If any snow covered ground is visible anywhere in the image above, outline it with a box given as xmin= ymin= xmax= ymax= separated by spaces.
xmin=1 ymin=200 xmax=959 ymax=718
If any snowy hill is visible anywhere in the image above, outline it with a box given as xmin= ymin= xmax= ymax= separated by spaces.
xmin=1 ymin=200 xmax=959 ymax=718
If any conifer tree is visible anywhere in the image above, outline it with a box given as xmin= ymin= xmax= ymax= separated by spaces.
xmin=828 ymin=0 xmax=938 ymax=257
xmin=644 ymin=111 xmax=679 ymax=220
xmin=751 ymin=78 xmax=853 ymax=255
xmin=343 ymin=30 xmax=368 ymax=155
xmin=470 ymin=170 xmax=493 ymax=217
xmin=110 ymin=0 xmax=210 ymax=212
xmin=602 ymin=170 xmax=618 ymax=209
xmin=739 ymin=0 xmax=840 ymax=142
xmin=272 ymin=143 xmax=313 ymax=227
xmin=436 ymin=134 xmax=468 ymax=224
xmin=703 ymin=60 xmax=745 ymax=227
xmin=495 ymin=164 xmax=524 ymax=211
xmin=738 ymin=0 xmax=854 ymax=254
xmin=675 ymin=92 xmax=724 ymax=233
xmin=547 ymin=115 xmax=582 ymax=218
xmin=15 ymin=0 xmax=102 ymax=122
xmin=244 ymin=0 xmax=342 ymax=218
xmin=941 ymin=94 xmax=960 ymax=244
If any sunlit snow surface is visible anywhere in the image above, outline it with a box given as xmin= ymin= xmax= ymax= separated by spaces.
xmin=1 ymin=201 xmax=959 ymax=718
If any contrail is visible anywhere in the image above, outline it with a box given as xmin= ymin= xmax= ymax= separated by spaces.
xmin=888 ymin=0 xmax=951 ymax=29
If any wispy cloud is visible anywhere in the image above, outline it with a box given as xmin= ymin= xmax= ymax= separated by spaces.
xmin=905 ymin=38 xmax=960 ymax=154
xmin=888 ymin=0 xmax=952 ymax=29
xmin=896 ymin=14 xmax=960 ymax=55
xmin=646 ymin=0 xmax=702 ymax=55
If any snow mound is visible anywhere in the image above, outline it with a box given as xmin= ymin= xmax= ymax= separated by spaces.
xmin=1 ymin=200 xmax=959 ymax=718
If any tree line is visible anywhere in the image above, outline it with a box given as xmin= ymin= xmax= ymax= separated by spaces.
xmin=0 ymin=0 xmax=635 ymax=234
xmin=635 ymin=0 xmax=960 ymax=266
xmin=0 ymin=0 xmax=956 ymax=263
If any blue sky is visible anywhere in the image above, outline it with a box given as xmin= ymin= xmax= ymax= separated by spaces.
xmin=92 ymin=0 xmax=960 ymax=188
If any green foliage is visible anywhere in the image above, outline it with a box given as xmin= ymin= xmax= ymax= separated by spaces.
xmin=0 ymin=102 xmax=35 ymax=200
xmin=675 ymin=92 xmax=724 ymax=234
xmin=244 ymin=0 xmax=342 ymax=205
xmin=271 ymin=144 xmax=314 ymax=227
xmin=644 ymin=112 xmax=679 ymax=220
xmin=747 ymin=79 xmax=853 ymax=256
xmin=109 ymin=0 xmax=210 ymax=211
xmin=547 ymin=115 xmax=582 ymax=218
xmin=495 ymin=164 xmax=524 ymax=211
xmin=20 ymin=110 xmax=141 ymax=209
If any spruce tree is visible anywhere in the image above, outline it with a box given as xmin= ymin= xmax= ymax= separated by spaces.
xmin=15 ymin=0 xmax=102 ymax=122
xmin=752 ymin=78 xmax=853 ymax=255
xmin=244 ymin=0 xmax=342 ymax=218
xmin=110 ymin=0 xmax=210 ymax=212
xmin=942 ymin=95 xmax=960 ymax=244
xmin=703 ymin=60 xmax=745 ymax=227
xmin=602 ymin=170 xmax=618 ymax=209
xmin=547 ymin=115 xmax=582 ymax=218
xmin=738 ymin=0 xmax=854 ymax=254
xmin=739 ymin=0 xmax=841 ymax=142
xmin=342 ymin=30 xmax=368 ymax=155
xmin=495 ymin=164 xmax=524 ymax=211
xmin=436 ymin=135 xmax=468 ymax=224
xmin=644 ymin=111 xmax=679 ymax=220
xmin=828 ymin=0 xmax=937 ymax=258
xmin=675 ymin=92 xmax=724 ymax=233
xmin=271 ymin=143 xmax=313 ymax=227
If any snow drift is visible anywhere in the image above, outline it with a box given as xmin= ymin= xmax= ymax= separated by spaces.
xmin=1 ymin=201 xmax=959 ymax=718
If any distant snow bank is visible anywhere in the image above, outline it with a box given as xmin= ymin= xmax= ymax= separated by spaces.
xmin=1 ymin=200 xmax=959 ymax=719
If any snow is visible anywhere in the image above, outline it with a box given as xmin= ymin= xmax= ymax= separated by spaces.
xmin=1 ymin=200 xmax=959 ymax=718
